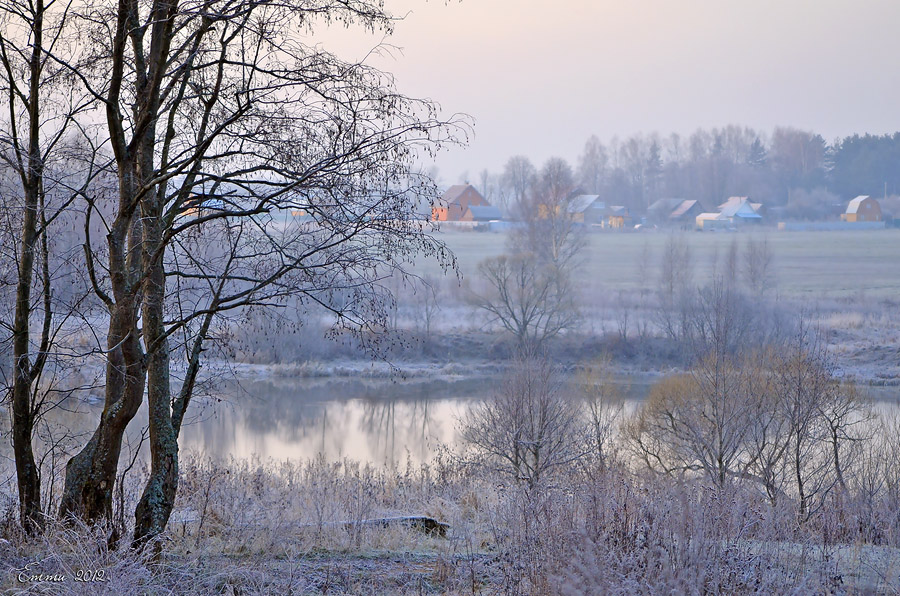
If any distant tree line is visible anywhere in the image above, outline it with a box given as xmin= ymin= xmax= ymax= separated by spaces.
xmin=475 ymin=127 xmax=900 ymax=218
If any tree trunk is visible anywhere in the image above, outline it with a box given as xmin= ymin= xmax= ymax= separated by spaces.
xmin=60 ymin=210 xmax=145 ymax=525
xmin=12 ymin=184 xmax=41 ymax=532
xmin=9 ymin=0 xmax=46 ymax=534
xmin=133 ymin=195 xmax=177 ymax=547
xmin=131 ymin=346 xmax=177 ymax=547
xmin=795 ymin=439 xmax=807 ymax=520
xmin=58 ymin=303 xmax=145 ymax=523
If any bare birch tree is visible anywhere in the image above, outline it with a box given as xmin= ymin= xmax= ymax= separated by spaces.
xmin=33 ymin=0 xmax=467 ymax=546
xmin=0 ymin=0 xmax=97 ymax=532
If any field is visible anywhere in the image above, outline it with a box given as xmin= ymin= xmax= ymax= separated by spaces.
xmin=427 ymin=227 xmax=900 ymax=299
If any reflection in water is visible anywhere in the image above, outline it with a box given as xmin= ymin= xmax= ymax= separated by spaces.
xmin=6 ymin=374 xmax=897 ymax=467
xmin=177 ymin=377 xmax=487 ymax=466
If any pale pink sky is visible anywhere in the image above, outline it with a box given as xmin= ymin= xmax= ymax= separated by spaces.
xmin=317 ymin=0 xmax=900 ymax=183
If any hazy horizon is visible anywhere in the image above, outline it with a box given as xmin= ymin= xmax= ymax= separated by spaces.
xmin=316 ymin=0 xmax=900 ymax=184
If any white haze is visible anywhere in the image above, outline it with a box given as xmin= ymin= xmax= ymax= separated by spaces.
xmin=314 ymin=0 xmax=900 ymax=182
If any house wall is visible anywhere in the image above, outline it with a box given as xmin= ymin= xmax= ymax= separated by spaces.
xmin=859 ymin=198 xmax=881 ymax=222
xmin=584 ymin=209 xmax=605 ymax=225
xmin=842 ymin=197 xmax=882 ymax=222
xmin=455 ymin=188 xmax=486 ymax=214
xmin=432 ymin=203 xmax=469 ymax=221
xmin=698 ymin=218 xmax=730 ymax=230
xmin=433 ymin=186 xmax=488 ymax=221
xmin=607 ymin=216 xmax=627 ymax=229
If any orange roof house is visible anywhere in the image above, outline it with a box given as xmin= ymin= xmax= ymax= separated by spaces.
xmin=432 ymin=184 xmax=488 ymax=221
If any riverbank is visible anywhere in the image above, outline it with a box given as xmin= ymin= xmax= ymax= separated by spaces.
xmin=2 ymin=454 xmax=898 ymax=595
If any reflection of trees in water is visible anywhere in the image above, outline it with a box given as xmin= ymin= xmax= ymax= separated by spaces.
xmin=16 ymin=376 xmax=655 ymax=465
xmin=177 ymin=378 xmax=463 ymax=463
xmin=19 ymin=375 xmax=900 ymax=467
xmin=360 ymin=399 xmax=397 ymax=465
xmin=187 ymin=380 xmax=345 ymax=454
xmin=358 ymin=397 xmax=438 ymax=466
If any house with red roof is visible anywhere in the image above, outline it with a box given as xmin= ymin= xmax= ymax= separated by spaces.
xmin=432 ymin=184 xmax=489 ymax=221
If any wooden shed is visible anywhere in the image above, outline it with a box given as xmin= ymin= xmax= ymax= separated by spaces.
xmin=841 ymin=196 xmax=882 ymax=222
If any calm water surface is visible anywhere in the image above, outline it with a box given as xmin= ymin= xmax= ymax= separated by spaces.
xmin=175 ymin=374 xmax=653 ymax=466
xmin=13 ymin=374 xmax=900 ymax=467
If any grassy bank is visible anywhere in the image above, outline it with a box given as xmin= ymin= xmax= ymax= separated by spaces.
xmin=2 ymin=451 xmax=898 ymax=595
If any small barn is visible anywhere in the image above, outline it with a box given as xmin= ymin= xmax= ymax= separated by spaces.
xmin=432 ymin=184 xmax=489 ymax=221
xmin=669 ymin=200 xmax=704 ymax=226
xmin=566 ymin=194 xmax=606 ymax=224
xmin=647 ymin=198 xmax=705 ymax=227
xmin=646 ymin=198 xmax=684 ymax=224
xmin=841 ymin=196 xmax=882 ymax=222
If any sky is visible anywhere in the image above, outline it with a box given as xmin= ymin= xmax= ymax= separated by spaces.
xmin=316 ymin=0 xmax=900 ymax=185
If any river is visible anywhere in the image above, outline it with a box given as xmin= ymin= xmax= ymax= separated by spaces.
xmin=4 ymin=371 xmax=898 ymax=468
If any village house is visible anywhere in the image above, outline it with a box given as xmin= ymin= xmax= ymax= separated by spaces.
xmin=533 ymin=194 xmax=630 ymax=230
xmin=841 ymin=195 xmax=882 ymax=222
xmin=718 ymin=197 xmax=763 ymax=223
xmin=695 ymin=212 xmax=730 ymax=230
xmin=432 ymin=184 xmax=489 ymax=221
xmin=647 ymin=198 xmax=705 ymax=228
xmin=696 ymin=197 xmax=764 ymax=230
xmin=566 ymin=194 xmax=606 ymax=225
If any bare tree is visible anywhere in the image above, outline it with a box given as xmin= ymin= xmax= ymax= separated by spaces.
xmin=412 ymin=275 xmax=442 ymax=348
xmin=655 ymin=234 xmax=692 ymax=345
xmin=630 ymin=305 xmax=872 ymax=520
xmin=476 ymin=157 xmax=583 ymax=350
xmin=627 ymin=355 xmax=761 ymax=487
xmin=473 ymin=254 xmax=578 ymax=350
xmin=635 ymin=240 xmax=653 ymax=340
xmin=35 ymin=0 xmax=467 ymax=546
xmin=577 ymin=134 xmax=608 ymax=194
xmin=509 ymin=157 xmax=584 ymax=272
xmin=0 ymin=0 xmax=97 ymax=532
xmin=478 ymin=169 xmax=497 ymax=205
xmin=631 ymin=277 xmax=773 ymax=487
xmin=613 ymin=290 xmax=630 ymax=342
xmin=819 ymin=382 xmax=872 ymax=493
xmin=772 ymin=317 xmax=867 ymax=519
xmin=744 ymin=236 xmax=775 ymax=296
xmin=501 ymin=155 xmax=536 ymax=217
xmin=577 ymin=356 xmax=623 ymax=473
xmin=461 ymin=353 xmax=586 ymax=486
